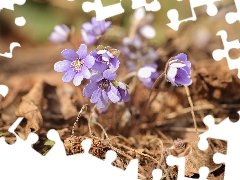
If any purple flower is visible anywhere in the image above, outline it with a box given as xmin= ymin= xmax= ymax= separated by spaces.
xmin=90 ymin=48 xmax=120 ymax=72
xmin=165 ymin=53 xmax=192 ymax=86
xmin=54 ymin=44 xmax=95 ymax=86
xmin=49 ymin=24 xmax=71 ymax=44
xmin=121 ymin=35 xmax=159 ymax=72
xmin=137 ymin=64 xmax=159 ymax=89
xmin=117 ymin=82 xmax=130 ymax=102
xmin=81 ymin=17 xmax=111 ymax=45
xmin=83 ymin=69 xmax=121 ymax=111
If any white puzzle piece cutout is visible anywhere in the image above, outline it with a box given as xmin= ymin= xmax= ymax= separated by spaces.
xmin=0 ymin=42 xmax=21 ymax=58
xmin=0 ymin=1 xmax=25 ymax=58
xmin=225 ymin=0 xmax=240 ymax=24
xmin=0 ymin=0 xmax=26 ymax=26
xmin=198 ymin=112 xmax=240 ymax=180
xmin=82 ymin=0 xmax=124 ymax=21
xmin=131 ymin=0 xmax=161 ymax=12
xmin=212 ymin=30 xmax=240 ymax=78
xmin=0 ymin=85 xmax=9 ymax=97
xmin=167 ymin=155 xmax=209 ymax=180
xmin=0 ymin=116 xmax=139 ymax=180
xmin=167 ymin=0 xmax=221 ymax=31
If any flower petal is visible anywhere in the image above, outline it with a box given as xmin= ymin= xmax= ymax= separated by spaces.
xmin=169 ymin=61 xmax=186 ymax=68
xmin=84 ymin=55 xmax=95 ymax=68
xmin=109 ymin=57 xmax=120 ymax=71
xmin=90 ymin=73 xmax=103 ymax=82
xmin=118 ymin=88 xmax=130 ymax=102
xmin=81 ymin=30 xmax=96 ymax=45
xmin=166 ymin=67 xmax=178 ymax=80
xmin=90 ymin=89 xmax=101 ymax=103
xmin=90 ymin=50 xmax=98 ymax=58
xmin=54 ymin=60 xmax=71 ymax=72
xmin=104 ymin=21 xmax=111 ymax=29
xmin=61 ymin=49 xmax=78 ymax=61
xmin=107 ymin=84 xmax=120 ymax=103
xmin=82 ymin=66 xmax=91 ymax=79
xmin=73 ymin=73 xmax=83 ymax=86
xmin=49 ymin=32 xmax=67 ymax=43
xmin=173 ymin=53 xmax=187 ymax=62
xmin=92 ymin=61 xmax=107 ymax=73
xmin=83 ymin=82 xmax=98 ymax=97
xmin=62 ymin=69 xmax=76 ymax=82
xmin=78 ymin=44 xmax=87 ymax=59
xmin=96 ymin=91 xmax=108 ymax=109
xmin=175 ymin=68 xmax=192 ymax=86
xmin=103 ymin=69 xmax=117 ymax=80
xmin=137 ymin=66 xmax=154 ymax=79
xmin=82 ymin=22 xmax=93 ymax=32
xmin=54 ymin=24 xmax=70 ymax=36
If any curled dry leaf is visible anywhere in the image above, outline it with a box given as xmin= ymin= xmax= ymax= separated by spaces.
xmin=15 ymin=80 xmax=44 ymax=138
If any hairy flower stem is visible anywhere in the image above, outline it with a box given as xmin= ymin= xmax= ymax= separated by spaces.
xmin=184 ymin=86 xmax=199 ymax=136
xmin=134 ymin=73 xmax=165 ymax=132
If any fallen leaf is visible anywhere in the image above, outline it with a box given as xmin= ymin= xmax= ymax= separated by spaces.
xmin=15 ymin=80 xmax=44 ymax=138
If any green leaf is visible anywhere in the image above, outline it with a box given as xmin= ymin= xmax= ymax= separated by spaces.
xmin=43 ymin=150 xmax=50 ymax=156
xmin=111 ymin=80 xmax=119 ymax=87
xmin=44 ymin=139 xmax=55 ymax=146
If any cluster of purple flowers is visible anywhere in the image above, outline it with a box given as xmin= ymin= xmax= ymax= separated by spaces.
xmin=51 ymin=15 xmax=192 ymax=113
xmin=121 ymin=34 xmax=159 ymax=89
xmin=54 ymin=44 xmax=129 ymax=112
xmin=48 ymin=17 xmax=110 ymax=46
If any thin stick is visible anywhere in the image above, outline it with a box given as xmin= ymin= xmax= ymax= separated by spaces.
xmin=184 ymin=86 xmax=199 ymax=136
xmin=70 ymin=105 xmax=87 ymax=154
xmin=138 ymin=73 xmax=165 ymax=126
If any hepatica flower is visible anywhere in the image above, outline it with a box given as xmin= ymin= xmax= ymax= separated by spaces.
xmin=117 ymin=82 xmax=130 ymax=102
xmin=49 ymin=24 xmax=71 ymax=44
xmin=54 ymin=44 xmax=95 ymax=86
xmin=81 ymin=17 xmax=111 ymax=45
xmin=83 ymin=70 xmax=121 ymax=110
xmin=138 ymin=64 xmax=159 ymax=89
xmin=90 ymin=46 xmax=120 ymax=72
xmin=165 ymin=53 xmax=192 ymax=86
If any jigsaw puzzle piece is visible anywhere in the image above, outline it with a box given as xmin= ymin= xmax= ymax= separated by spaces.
xmin=167 ymin=0 xmax=220 ymax=31
xmin=167 ymin=155 xmax=209 ymax=180
xmin=65 ymin=138 xmax=138 ymax=180
xmin=131 ymin=0 xmax=161 ymax=11
xmin=212 ymin=30 xmax=240 ymax=78
xmin=45 ymin=129 xmax=66 ymax=157
xmin=199 ymin=111 xmax=240 ymax=180
xmin=225 ymin=0 xmax=240 ymax=24
xmin=82 ymin=0 xmax=124 ymax=21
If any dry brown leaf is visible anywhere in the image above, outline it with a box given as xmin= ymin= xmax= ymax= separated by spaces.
xmin=15 ymin=80 xmax=44 ymax=138
xmin=56 ymin=86 xmax=78 ymax=120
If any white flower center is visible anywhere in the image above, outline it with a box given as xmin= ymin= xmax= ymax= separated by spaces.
xmin=71 ymin=59 xmax=84 ymax=72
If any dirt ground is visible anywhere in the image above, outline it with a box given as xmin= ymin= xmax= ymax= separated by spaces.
xmin=1 ymin=1 xmax=240 ymax=179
